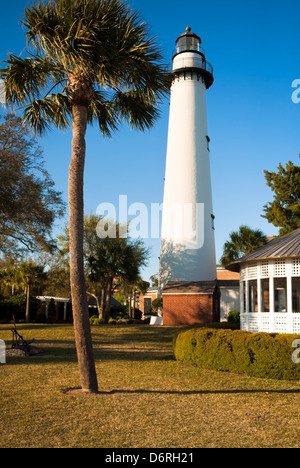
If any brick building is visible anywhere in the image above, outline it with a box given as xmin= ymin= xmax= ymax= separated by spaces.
xmin=162 ymin=281 xmax=220 ymax=326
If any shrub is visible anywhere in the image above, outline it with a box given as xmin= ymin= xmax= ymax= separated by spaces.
xmin=228 ymin=310 xmax=240 ymax=323
xmin=36 ymin=313 xmax=48 ymax=324
xmin=90 ymin=317 xmax=104 ymax=325
xmin=0 ymin=294 xmax=32 ymax=322
xmin=134 ymin=309 xmax=142 ymax=320
xmin=110 ymin=305 xmax=129 ymax=320
xmin=173 ymin=328 xmax=300 ymax=380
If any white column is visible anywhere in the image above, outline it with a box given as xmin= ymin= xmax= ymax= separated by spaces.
xmin=269 ymin=274 xmax=275 ymax=333
xmin=257 ymin=264 xmax=262 ymax=332
xmin=64 ymin=302 xmax=67 ymax=321
xmin=286 ymin=259 xmax=293 ymax=333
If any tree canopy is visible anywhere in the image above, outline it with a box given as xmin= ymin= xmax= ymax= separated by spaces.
xmin=0 ymin=113 xmax=65 ymax=255
xmin=262 ymin=159 xmax=300 ymax=236
xmin=0 ymin=0 xmax=169 ymax=137
xmin=220 ymin=225 xmax=267 ymax=266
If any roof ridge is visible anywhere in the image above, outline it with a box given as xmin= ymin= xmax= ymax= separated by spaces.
xmin=227 ymin=228 xmax=300 ymax=271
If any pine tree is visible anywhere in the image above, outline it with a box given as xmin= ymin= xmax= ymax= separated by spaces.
xmin=262 ymin=159 xmax=300 ymax=235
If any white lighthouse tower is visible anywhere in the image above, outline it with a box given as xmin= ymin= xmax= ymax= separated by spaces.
xmin=159 ymin=28 xmax=217 ymax=324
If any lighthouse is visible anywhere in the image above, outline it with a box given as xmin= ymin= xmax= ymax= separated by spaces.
xmin=159 ymin=27 xmax=219 ymax=326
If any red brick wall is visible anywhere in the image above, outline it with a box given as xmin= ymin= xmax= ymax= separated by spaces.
xmin=163 ymin=293 xmax=216 ymax=326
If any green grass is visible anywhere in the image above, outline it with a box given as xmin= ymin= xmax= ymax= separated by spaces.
xmin=1 ymin=324 xmax=300 ymax=448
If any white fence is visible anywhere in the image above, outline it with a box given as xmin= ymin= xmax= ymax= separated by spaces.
xmin=241 ymin=313 xmax=300 ymax=335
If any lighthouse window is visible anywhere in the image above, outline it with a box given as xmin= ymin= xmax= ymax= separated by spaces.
xmin=206 ymin=136 xmax=210 ymax=151
xmin=211 ymin=214 xmax=215 ymax=230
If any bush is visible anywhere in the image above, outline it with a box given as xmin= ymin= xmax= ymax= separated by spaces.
xmin=90 ymin=316 xmax=104 ymax=325
xmin=134 ymin=309 xmax=142 ymax=320
xmin=173 ymin=328 xmax=300 ymax=380
xmin=110 ymin=305 xmax=129 ymax=320
xmin=36 ymin=313 xmax=48 ymax=324
xmin=0 ymin=294 xmax=28 ymax=322
xmin=228 ymin=310 xmax=240 ymax=323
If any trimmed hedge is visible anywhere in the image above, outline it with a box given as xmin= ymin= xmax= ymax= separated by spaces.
xmin=173 ymin=328 xmax=300 ymax=380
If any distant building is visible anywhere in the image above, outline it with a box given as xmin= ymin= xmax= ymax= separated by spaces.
xmin=139 ymin=267 xmax=239 ymax=325
xmin=139 ymin=287 xmax=159 ymax=316
xmin=217 ymin=267 xmax=240 ymax=322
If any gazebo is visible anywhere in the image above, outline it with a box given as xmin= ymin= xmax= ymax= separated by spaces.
xmin=227 ymin=228 xmax=300 ymax=334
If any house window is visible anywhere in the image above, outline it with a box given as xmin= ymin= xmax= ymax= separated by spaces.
xmin=261 ymin=278 xmax=270 ymax=312
xmin=248 ymin=280 xmax=258 ymax=312
xmin=143 ymin=298 xmax=152 ymax=315
xmin=243 ymin=281 xmax=246 ymax=313
xmin=274 ymin=278 xmax=287 ymax=312
xmin=292 ymin=277 xmax=300 ymax=313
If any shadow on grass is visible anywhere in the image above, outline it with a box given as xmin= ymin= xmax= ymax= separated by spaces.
xmin=4 ymin=340 xmax=175 ymax=365
xmin=64 ymin=387 xmax=300 ymax=396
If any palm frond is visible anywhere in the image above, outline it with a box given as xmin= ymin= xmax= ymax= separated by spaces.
xmin=0 ymin=54 xmax=65 ymax=105
xmin=23 ymin=93 xmax=71 ymax=135
xmin=2 ymin=0 xmax=170 ymax=136
xmin=113 ymin=89 xmax=160 ymax=131
xmin=88 ymin=90 xmax=118 ymax=137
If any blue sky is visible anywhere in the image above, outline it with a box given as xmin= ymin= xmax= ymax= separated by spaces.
xmin=0 ymin=0 xmax=299 ymax=282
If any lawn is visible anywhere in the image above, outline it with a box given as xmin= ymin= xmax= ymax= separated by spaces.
xmin=1 ymin=323 xmax=300 ymax=448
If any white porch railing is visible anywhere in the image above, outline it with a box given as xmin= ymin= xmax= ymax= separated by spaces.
xmin=241 ymin=313 xmax=300 ymax=334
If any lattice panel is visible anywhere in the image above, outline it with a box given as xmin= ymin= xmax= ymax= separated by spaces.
xmin=293 ymin=315 xmax=300 ymax=335
xmin=274 ymin=259 xmax=286 ymax=277
xmin=260 ymin=314 xmax=271 ymax=332
xmin=240 ymin=268 xmax=246 ymax=281
xmin=260 ymin=261 xmax=269 ymax=278
xmin=247 ymin=315 xmax=259 ymax=332
xmin=240 ymin=315 xmax=247 ymax=331
xmin=292 ymin=259 xmax=300 ymax=276
xmin=274 ymin=314 xmax=287 ymax=333
xmin=247 ymin=263 xmax=258 ymax=279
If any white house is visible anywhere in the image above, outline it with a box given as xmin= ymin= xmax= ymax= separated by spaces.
xmin=227 ymin=228 xmax=300 ymax=334
xmin=216 ymin=267 xmax=240 ymax=322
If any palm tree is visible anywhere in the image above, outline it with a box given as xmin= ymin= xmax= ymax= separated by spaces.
xmin=18 ymin=260 xmax=46 ymax=323
xmin=220 ymin=225 xmax=267 ymax=267
xmin=1 ymin=0 xmax=169 ymax=393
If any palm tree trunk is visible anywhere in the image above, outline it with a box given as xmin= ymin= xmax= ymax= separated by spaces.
xmin=25 ymin=279 xmax=30 ymax=323
xmin=69 ymin=104 xmax=98 ymax=394
xmin=103 ymin=278 xmax=113 ymax=324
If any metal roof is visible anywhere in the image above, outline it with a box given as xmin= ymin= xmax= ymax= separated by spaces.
xmin=227 ymin=228 xmax=300 ymax=271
